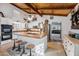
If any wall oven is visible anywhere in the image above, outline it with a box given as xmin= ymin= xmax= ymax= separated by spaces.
xmin=50 ymin=22 xmax=62 ymax=41
xmin=1 ymin=24 xmax=12 ymax=41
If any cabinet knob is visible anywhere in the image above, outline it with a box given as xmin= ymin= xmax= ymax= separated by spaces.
xmin=68 ymin=41 xmax=69 ymax=43
xmin=65 ymin=42 xmax=67 ymax=43
xmin=70 ymin=43 xmax=72 ymax=45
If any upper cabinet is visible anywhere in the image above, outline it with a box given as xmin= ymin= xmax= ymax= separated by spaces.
xmin=13 ymin=22 xmax=25 ymax=30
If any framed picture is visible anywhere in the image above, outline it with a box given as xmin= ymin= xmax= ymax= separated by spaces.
xmin=71 ymin=10 xmax=79 ymax=29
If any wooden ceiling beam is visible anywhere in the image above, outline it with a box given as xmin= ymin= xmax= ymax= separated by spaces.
xmin=28 ymin=12 xmax=68 ymax=16
xmin=32 ymin=3 xmax=77 ymax=9
xmin=10 ymin=3 xmax=31 ymax=14
xmin=21 ymin=8 xmax=73 ymax=10
xmin=36 ymin=6 xmax=76 ymax=9
xmin=25 ymin=3 xmax=42 ymax=17
xmin=41 ymin=13 xmax=68 ymax=16
xmin=25 ymin=9 xmax=72 ymax=16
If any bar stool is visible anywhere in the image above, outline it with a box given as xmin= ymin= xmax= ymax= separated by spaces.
xmin=12 ymin=39 xmax=23 ymax=50
xmin=27 ymin=44 xmax=35 ymax=56
xmin=15 ymin=40 xmax=23 ymax=51
xmin=20 ymin=41 xmax=27 ymax=56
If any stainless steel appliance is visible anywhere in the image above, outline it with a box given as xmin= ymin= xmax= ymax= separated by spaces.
xmin=1 ymin=24 xmax=12 ymax=41
xmin=50 ymin=22 xmax=62 ymax=41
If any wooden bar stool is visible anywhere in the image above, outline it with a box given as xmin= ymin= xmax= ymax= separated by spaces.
xmin=27 ymin=44 xmax=35 ymax=56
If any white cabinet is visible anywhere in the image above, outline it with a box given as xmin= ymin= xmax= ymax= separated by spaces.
xmin=63 ymin=36 xmax=79 ymax=56
xmin=13 ymin=22 xmax=25 ymax=30
xmin=34 ymin=43 xmax=44 ymax=56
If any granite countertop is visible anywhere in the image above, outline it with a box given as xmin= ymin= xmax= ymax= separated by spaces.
xmin=13 ymin=28 xmax=41 ymax=32
xmin=13 ymin=28 xmax=46 ymax=39
xmin=64 ymin=35 xmax=79 ymax=44
xmin=14 ymin=32 xmax=46 ymax=39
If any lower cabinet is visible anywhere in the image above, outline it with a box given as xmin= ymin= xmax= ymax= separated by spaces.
xmin=63 ymin=36 xmax=79 ymax=56
xmin=33 ymin=43 xmax=44 ymax=56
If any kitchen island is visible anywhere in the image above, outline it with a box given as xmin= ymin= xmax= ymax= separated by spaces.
xmin=13 ymin=29 xmax=48 ymax=56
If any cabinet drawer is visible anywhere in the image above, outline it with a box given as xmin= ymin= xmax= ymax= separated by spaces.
xmin=63 ymin=37 xmax=74 ymax=56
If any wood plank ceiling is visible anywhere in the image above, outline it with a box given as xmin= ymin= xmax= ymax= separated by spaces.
xmin=11 ymin=3 xmax=77 ymax=16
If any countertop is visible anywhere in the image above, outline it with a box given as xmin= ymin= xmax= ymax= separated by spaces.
xmin=13 ymin=29 xmax=47 ymax=39
xmin=13 ymin=28 xmax=40 ymax=32
xmin=14 ymin=32 xmax=46 ymax=39
xmin=64 ymin=35 xmax=79 ymax=45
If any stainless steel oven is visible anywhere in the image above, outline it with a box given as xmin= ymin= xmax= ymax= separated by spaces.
xmin=1 ymin=24 xmax=12 ymax=41
xmin=50 ymin=22 xmax=62 ymax=41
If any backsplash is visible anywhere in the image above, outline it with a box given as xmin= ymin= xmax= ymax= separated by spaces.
xmin=70 ymin=30 xmax=79 ymax=34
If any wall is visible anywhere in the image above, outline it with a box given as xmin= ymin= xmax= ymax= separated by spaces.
xmin=0 ymin=3 xmax=29 ymax=22
xmin=0 ymin=3 xmax=30 ymax=35
xmin=0 ymin=3 xmax=30 ymax=28
xmin=27 ymin=15 xmax=50 ymax=28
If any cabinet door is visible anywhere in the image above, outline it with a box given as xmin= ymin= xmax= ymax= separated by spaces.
xmin=63 ymin=37 xmax=74 ymax=56
xmin=63 ymin=37 xmax=68 ymax=49
xmin=68 ymin=41 xmax=74 ymax=56
xmin=34 ymin=43 xmax=44 ymax=56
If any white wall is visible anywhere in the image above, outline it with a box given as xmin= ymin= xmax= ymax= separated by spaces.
xmin=0 ymin=3 xmax=30 ymax=31
xmin=0 ymin=3 xmax=29 ymax=22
